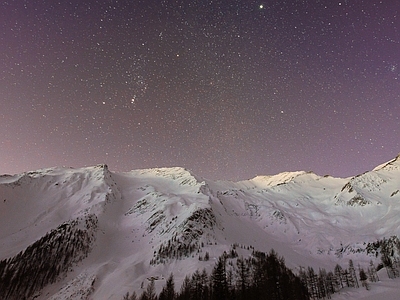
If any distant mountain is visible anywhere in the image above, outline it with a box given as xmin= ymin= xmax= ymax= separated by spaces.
xmin=0 ymin=154 xmax=400 ymax=299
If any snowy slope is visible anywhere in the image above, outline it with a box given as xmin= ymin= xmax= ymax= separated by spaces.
xmin=332 ymin=268 xmax=400 ymax=300
xmin=0 ymin=155 xmax=400 ymax=299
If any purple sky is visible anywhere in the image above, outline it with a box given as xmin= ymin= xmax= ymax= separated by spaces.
xmin=1 ymin=1 xmax=399 ymax=181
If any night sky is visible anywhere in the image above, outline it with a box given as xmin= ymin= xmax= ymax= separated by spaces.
xmin=1 ymin=1 xmax=399 ymax=181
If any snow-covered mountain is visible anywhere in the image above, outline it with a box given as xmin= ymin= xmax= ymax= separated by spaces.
xmin=1 ymin=154 xmax=400 ymax=299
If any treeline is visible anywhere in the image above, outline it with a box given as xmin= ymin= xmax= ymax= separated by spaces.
xmin=124 ymin=249 xmax=309 ymax=300
xmin=0 ymin=215 xmax=98 ymax=300
xmin=125 ymin=235 xmax=400 ymax=300
xmin=299 ymin=234 xmax=400 ymax=299
xmin=299 ymin=259 xmax=379 ymax=299
xmin=376 ymin=235 xmax=400 ymax=279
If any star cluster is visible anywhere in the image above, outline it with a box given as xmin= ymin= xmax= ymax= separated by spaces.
xmin=1 ymin=0 xmax=399 ymax=180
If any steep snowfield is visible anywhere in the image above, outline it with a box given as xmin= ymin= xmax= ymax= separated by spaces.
xmin=1 ymin=155 xmax=400 ymax=299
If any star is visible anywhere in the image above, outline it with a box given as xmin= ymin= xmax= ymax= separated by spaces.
xmin=1 ymin=0 xmax=399 ymax=181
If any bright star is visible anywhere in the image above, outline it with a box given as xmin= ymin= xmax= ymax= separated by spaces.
xmin=259 ymin=4 xmax=264 ymax=9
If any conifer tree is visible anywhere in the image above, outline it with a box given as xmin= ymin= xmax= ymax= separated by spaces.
xmin=178 ymin=275 xmax=191 ymax=300
xmin=140 ymin=280 xmax=156 ymax=300
xmin=325 ymin=271 xmax=336 ymax=296
xmin=211 ymin=256 xmax=227 ymax=300
xmin=334 ymin=264 xmax=344 ymax=289
xmin=359 ymin=268 xmax=369 ymax=290
xmin=348 ymin=260 xmax=359 ymax=288
xmin=306 ymin=267 xmax=319 ymax=299
xmin=367 ymin=260 xmax=379 ymax=282
xmin=201 ymin=268 xmax=211 ymax=300
xmin=159 ymin=273 xmax=175 ymax=300
xmin=317 ymin=268 xmax=328 ymax=299
xmin=139 ymin=291 xmax=148 ymax=300
xmin=226 ymin=269 xmax=235 ymax=299
xmin=191 ymin=270 xmax=205 ymax=300
xmin=204 ymin=252 xmax=210 ymax=261
xmin=235 ymin=256 xmax=250 ymax=300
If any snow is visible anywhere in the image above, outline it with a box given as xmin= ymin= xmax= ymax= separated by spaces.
xmin=332 ymin=269 xmax=400 ymax=300
xmin=1 ymin=157 xmax=400 ymax=298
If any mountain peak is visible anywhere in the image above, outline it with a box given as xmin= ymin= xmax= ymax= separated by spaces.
xmin=372 ymin=153 xmax=400 ymax=172
xmin=248 ymin=171 xmax=311 ymax=188
xmin=132 ymin=166 xmax=204 ymax=187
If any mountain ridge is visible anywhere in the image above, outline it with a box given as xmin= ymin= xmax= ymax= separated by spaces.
xmin=1 ymin=156 xmax=400 ymax=299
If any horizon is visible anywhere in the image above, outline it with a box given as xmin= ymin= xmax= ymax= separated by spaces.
xmin=2 ymin=152 xmax=399 ymax=181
